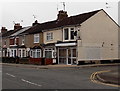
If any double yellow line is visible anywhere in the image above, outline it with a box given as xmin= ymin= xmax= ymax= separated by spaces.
xmin=90 ymin=70 xmax=120 ymax=87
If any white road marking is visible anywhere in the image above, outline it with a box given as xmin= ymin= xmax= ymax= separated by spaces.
xmin=6 ymin=73 xmax=16 ymax=78
xmin=21 ymin=79 xmax=42 ymax=87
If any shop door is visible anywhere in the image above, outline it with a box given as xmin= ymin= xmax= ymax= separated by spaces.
xmin=58 ymin=48 xmax=76 ymax=65
xmin=67 ymin=48 xmax=77 ymax=65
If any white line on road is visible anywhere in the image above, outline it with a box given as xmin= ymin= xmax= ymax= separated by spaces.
xmin=21 ymin=79 xmax=42 ymax=87
xmin=6 ymin=73 xmax=16 ymax=78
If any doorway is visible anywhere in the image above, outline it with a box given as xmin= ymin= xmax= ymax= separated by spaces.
xmin=58 ymin=48 xmax=76 ymax=65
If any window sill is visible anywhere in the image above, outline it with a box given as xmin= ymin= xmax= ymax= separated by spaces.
xmin=63 ymin=40 xmax=76 ymax=42
xmin=10 ymin=44 xmax=17 ymax=46
xmin=34 ymin=42 xmax=39 ymax=44
xmin=46 ymin=39 xmax=53 ymax=42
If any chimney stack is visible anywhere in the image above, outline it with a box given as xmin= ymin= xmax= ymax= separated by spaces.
xmin=1 ymin=27 xmax=7 ymax=34
xmin=14 ymin=23 xmax=22 ymax=30
xmin=57 ymin=10 xmax=68 ymax=21
xmin=32 ymin=20 xmax=39 ymax=26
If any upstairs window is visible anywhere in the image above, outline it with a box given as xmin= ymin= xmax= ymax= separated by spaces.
xmin=22 ymin=36 xmax=25 ymax=45
xmin=70 ymin=28 xmax=75 ymax=40
xmin=63 ymin=27 xmax=76 ymax=41
xmin=16 ymin=37 xmax=19 ymax=45
xmin=10 ymin=38 xmax=15 ymax=45
xmin=46 ymin=32 xmax=53 ymax=41
xmin=34 ymin=34 xmax=39 ymax=43
xmin=64 ymin=28 xmax=69 ymax=40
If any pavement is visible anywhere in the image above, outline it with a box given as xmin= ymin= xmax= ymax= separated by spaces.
xmin=95 ymin=70 xmax=120 ymax=86
xmin=1 ymin=62 xmax=120 ymax=69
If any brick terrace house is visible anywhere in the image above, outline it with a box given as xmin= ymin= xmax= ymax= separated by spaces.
xmin=1 ymin=9 xmax=120 ymax=65
xmin=19 ymin=21 xmax=43 ymax=59
xmin=1 ymin=24 xmax=31 ymax=57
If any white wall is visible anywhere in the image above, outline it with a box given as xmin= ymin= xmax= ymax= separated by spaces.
xmin=118 ymin=27 xmax=120 ymax=59
xmin=77 ymin=10 xmax=119 ymax=61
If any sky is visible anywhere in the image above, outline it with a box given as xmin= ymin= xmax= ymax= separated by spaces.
xmin=0 ymin=0 xmax=119 ymax=30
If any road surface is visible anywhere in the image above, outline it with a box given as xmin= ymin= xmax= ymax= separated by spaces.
xmin=2 ymin=64 xmax=119 ymax=90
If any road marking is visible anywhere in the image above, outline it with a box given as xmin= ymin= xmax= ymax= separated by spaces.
xmin=90 ymin=70 xmax=120 ymax=87
xmin=21 ymin=79 xmax=42 ymax=87
xmin=6 ymin=73 xmax=16 ymax=78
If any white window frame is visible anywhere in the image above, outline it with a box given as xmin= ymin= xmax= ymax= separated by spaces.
xmin=10 ymin=49 xmax=17 ymax=57
xmin=31 ymin=49 xmax=41 ymax=58
xmin=63 ymin=27 xmax=76 ymax=41
xmin=46 ymin=32 xmax=53 ymax=41
xmin=22 ymin=35 xmax=25 ymax=45
xmin=34 ymin=34 xmax=39 ymax=43
xmin=18 ymin=49 xmax=27 ymax=58
xmin=43 ymin=48 xmax=54 ymax=58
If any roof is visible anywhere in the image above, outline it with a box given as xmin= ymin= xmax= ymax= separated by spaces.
xmin=21 ymin=24 xmax=42 ymax=34
xmin=2 ymin=30 xmax=14 ymax=38
xmin=21 ymin=9 xmax=101 ymax=34
xmin=2 ymin=26 xmax=31 ymax=38
xmin=10 ymin=26 xmax=31 ymax=36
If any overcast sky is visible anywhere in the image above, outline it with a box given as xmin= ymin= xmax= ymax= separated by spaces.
xmin=0 ymin=0 xmax=119 ymax=30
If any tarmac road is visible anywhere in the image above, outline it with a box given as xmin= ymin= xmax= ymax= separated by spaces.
xmin=2 ymin=64 xmax=119 ymax=90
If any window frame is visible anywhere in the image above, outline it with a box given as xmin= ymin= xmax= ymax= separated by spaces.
xmin=44 ymin=48 xmax=54 ymax=58
xmin=63 ymin=27 xmax=77 ymax=41
xmin=31 ymin=49 xmax=41 ymax=58
xmin=9 ymin=38 xmax=15 ymax=46
xmin=46 ymin=32 xmax=53 ymax=41
xmin=22 ymin=35 xmax=25 ymax=45
xmin=34 ymin=34 xmax=39 ymax=43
